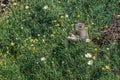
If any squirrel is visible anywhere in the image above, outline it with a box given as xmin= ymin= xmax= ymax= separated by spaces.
xmin=67 ymin=23 xmax=89 ymax=41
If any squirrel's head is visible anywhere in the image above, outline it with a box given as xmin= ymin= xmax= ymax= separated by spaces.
xmin=73 ymin=23 xmax=85 ymax=31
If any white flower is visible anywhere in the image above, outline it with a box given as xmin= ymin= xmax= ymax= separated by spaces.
xmin=41 ymin=57 xmax=46 ymax=61
xmin=106 ymin=48 xmax=109 ymax=50
xmin=65 ymin=14 xmax=69 ymax=18
xmin=21 ymin=27 xmax=23 ymax=29
xmin=85 ymin=53 xmax=92 ymax=58
xmin=25 ymin=6 xmax=29 ymax=9
xmin=38 ymin=34 xmax=40 ymax=36
xmin=86 ymin=38 xmax=91 ymax=42
xmin=43 ymin=5 xmax=48 ymax=9
xmin=87 ymin=60 xmax=93 ymax=65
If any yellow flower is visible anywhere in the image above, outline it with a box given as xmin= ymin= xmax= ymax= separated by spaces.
xmin=6 ymin=50 xmax=9 ymax=54
xmin=0 ymin=61 xmax=2 ymax=65
xmin=52 ymin=20 xmax=57 ymax=23
xmin=105 ymin=65 xmax=110 ymax=70
xmin=84 ymin=26 xmax=88 ymax=30
xmin=25 ymin=6 xmax=30 ymax=9
xmin=0 ymin=52 xmax=2 ymax=56
xmin=92 ymin=56 xmax=96 ymax=60
xmin=34 ymin=38 xmax=38 ymax=42
xmin=30 ymin=39 xmax=33 ymax=43
xmin=104 ymin=25 xmax=109 ymax=29
xmin=96 ymin=37 xmax=100 ymax=40
xmin=102 ymin=67 xmax=105 ymax=71
xmin=77 ymin=15 xmax=80 ymax=18
xmin=60 ymin=15 xmax=64 ymax=18
xmin=11 ymin=42 xmax=15 ymax=46
xmin=13 ymin=3 xmax=17 ymax=6
xmin=94 ymin=48 xmax=98 ymax=52
xmin=55 ymin=24 xmax=60 ymax=27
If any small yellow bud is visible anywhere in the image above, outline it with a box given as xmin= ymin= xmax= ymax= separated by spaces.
xmin=77 ymin=15 xmax=80 ymax=18
xmin=94 ymin=48 xmax=98 ymax=52
xmin=11 ymin=42 xmax=15 ymax=46
xmin=0 ymin=61 xmax=2 ymax=65
xmin=60 ymin=16 xmax=64 ymax=18
xmin=13 ymin=3 xmax=17 ymax=6
xmin=96 ymin=37 xmax=100 ymax=40
xmin=52 ymin=20 xmax=57 ymax=23
xmin=92 ymin=56 xmax=96 ymax=60
xmin=104 ymin=25 xmax=109 ymax=29
xmin=102 ymin=67 xmax=105 ymax=71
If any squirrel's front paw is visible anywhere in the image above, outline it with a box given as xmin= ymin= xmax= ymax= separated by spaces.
xmin=67 ymin=34 xmax=78 ymax=41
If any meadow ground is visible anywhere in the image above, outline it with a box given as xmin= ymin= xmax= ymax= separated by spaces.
xmin=0 ymin=0 xmax=120 ymax=80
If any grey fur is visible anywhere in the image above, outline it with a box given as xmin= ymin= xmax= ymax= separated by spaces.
xmin=68 ymin=23 xmax=89 ymax=41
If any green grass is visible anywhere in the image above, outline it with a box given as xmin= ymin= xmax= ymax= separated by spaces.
xmin=0 ymin=0 xmax=120 ymax=80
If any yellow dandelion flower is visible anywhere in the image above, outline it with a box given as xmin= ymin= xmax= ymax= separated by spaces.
xmin=102 ymin=67 xmax=105 ymax=71
xmin=60 ymin=15 xmax=64 ymax=18
xmin=77 ymin=15 xmax=80 ymax=18
xmin=11 ymin=42 xmax=15 ymax=46
xmin=92 ymin=56 xmax=96 ymax=60
xmin=55 ymin=24 xmax=60 ymax=27
xmin=52 ymin=20 xmax=57 ymax=23
xmin=104 ymin=25 xmax=109 ymax=29
xmin=13 ymin=3 xmax=17 ymax=6
xmin=0 ymin=52 xmax=2 ymax=56
xmin=6 ymin=50 xmax=9 ymax=54
xmin=30 ymin=39 xmax=33 ymax=43
xmin=94 ymin=48 xmax=98 ymax=52
xmin=84 ymin=26 xmax=88 ymax=30
xmin=105 ymin=65 xmax=110 ymax=70
xmin=96 ymin=37 xmax=100 ymax=40
xmin=0 ymin=61 xmax=2 ymax=65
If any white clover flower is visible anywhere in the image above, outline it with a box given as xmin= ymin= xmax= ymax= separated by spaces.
xmin=106 ymin=48 xmax=109 ymax=50
xmin=87 ymin=60 xmax=93 ymax=65
xmin=25 ymin=6 xmax=29 ymax=9
xmin=65 ymin=14 xmax=69 ymax=18
xmin=85 ymin=53 xmax=92 ymax=58
xmin=41 ymin=57 xmax=46 ymax=61
xmin=38 ymin=34 xmax=40 ymax=36
xmin=86 ymin=38 xmax=91 ymax=42
xmin=21 ymin=27 xmax=23 ymax=29
xmin=43 ymin=5 xmax=48 ymax=9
